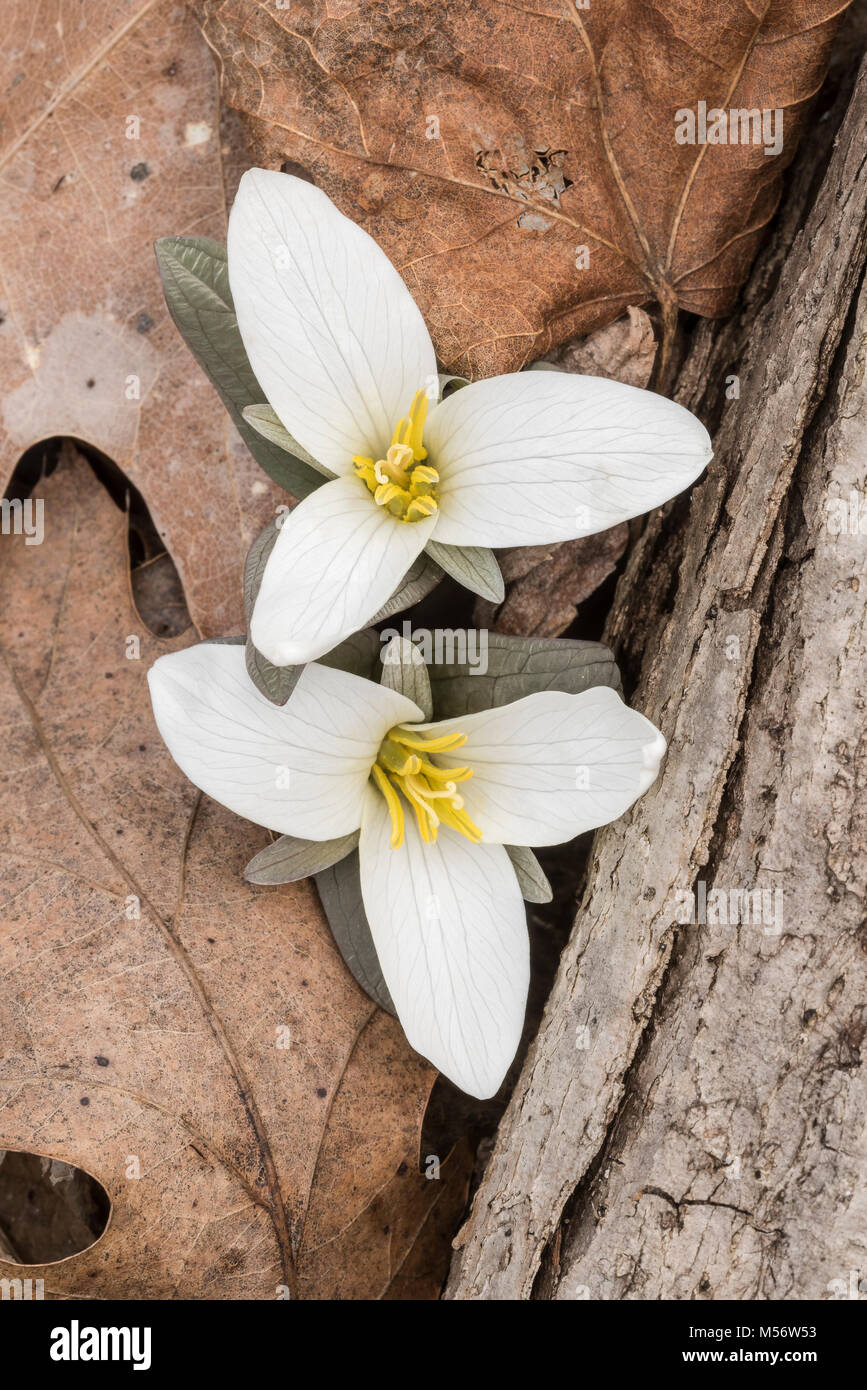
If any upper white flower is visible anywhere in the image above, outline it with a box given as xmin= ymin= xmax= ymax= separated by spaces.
xmin=227 ymin=169 xmax=713 ymax=667
xmin=148 ymin=643 xmax=666 ymax=1099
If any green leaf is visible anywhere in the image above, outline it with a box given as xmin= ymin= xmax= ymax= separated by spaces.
xmin=379 ymin=635 xmax=433 ymax=718
xmin=154 ymin=236 xmax=322 ymax=500
xmin=506 ymin=845 xmax=553 ymax=904
xmin=245 ymin=638 xmax=302 ymax=706
xmin=243 ymin=520 xmax=280 ymax=625
xmin=244 ymin=831 xmax=358 ymax=885
xmin=241 ymin=405 xmax=332 ymax=478
xmin=438 ymin=372 xmax=470 ymax=396
xmin=428 ymin=632 xmax=622 ymax=717
xmin=424 ymin=539 xmax=504 ymax=602
xmin=524 ymin=360 xmax=563 ymax=373
xmin=319 ymin=628 xmax=381 ymax=680
xmin=315 ymin=852 xmax=395 ymax=1014
xmin=369 ymin=550 xmax=443 ymax=623
xmin=241 ymin=520 xmax=301 ymax=704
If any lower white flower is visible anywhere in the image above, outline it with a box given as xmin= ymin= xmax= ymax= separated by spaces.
xmin=148 ymin=644 xmax=666 ymax=1099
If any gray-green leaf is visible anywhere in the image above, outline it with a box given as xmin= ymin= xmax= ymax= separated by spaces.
xmin=318 ymin=628 xmax=381 ymax=681
xmin=243 ymin=520 xmax=280 ymax=625
xmin=429 ymin=632 xmax=622 ymax=717
xmin=241 ymin=405 xmax=332 ymax=478
xmin=315 ymin=852 xmax=395 ymax=1014
xmin=245 ymin=638 xmax=302 ymax=706
xmin=155 ymin=236 xmax=322 ymax=500
xmin=245 ymin=831 xmax=358 ymax=885
xmin=369 ymin=550 xmax=443 ymax=623
xmin=379 ymin=635 xmax=433 ymax=718
xmin=506 ymin=845 xmax=553 ymax=903
xmin=424 ymin=539 xmax=505 ymax=602
xmin=241 ymin=520 xmax=301 ymax=704
xmin=438 ymin=372 xmax=470 ymax=396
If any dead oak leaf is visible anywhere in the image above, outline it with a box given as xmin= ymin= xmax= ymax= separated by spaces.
xmin=195 ymin=0 xmax=848 ymax=379
xmin=0 ymin=0 xmax=278 ymax=639
xmin=0 ymin=447 xmax=467 ymax=1300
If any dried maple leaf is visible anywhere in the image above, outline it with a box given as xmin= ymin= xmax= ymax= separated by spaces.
xmin=195 ymin=0 xmax=847 ymax=379
xmin=0 ymin=0 xmax=276 ymax=638
xmin=0 ymin=447 xmax=468 ymax=1299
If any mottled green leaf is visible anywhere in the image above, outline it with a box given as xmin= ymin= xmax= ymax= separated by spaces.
xmin=244 ymin=831 xmax=358 ymax=885
xmin=438 ymin=372 xmax=470 ymax=395
xmin=379 ymin=635 xmax=433 ymax=719
xmin=428 ymin=632 xmax=622 ymax=717
xmin=315 ymin=852 xmax=395 ymax=1014
xmin=241 ymin=404 xmax=331 ymax=477
xmin=240 ymin=521 xmax=300 ymax=704
xmin=244 ymin=638 xmax=301 ymax=706
xmin=369 ymin=550 xmax=443 ymax=623
xmin=155 ymin=236 xmax=322 ymax=499
xmin=425 ymin=539 xmax=504 ymax=602
xmin=243 ymin=520 xmax=280 ymax=625
xmin=319 ymin=628 xmax=381 ymax=680
xmin=506 ymin=845 xmax=553 ymax=904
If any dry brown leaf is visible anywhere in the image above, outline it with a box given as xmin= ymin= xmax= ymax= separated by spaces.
xmin=540 ymin=305 xmax=657 ymax=387
xmin=195 ymin=0 xmax=847 ymax=379
xmin=475 ymin=525 xmax=629 ymax=638
xmin=0 ymin=447 xmax=468 ymax=1299
xmin=0 ymin=0 xmax=277 ymax=638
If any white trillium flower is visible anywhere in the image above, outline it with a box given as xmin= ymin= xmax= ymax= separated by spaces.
xmin=227 ymin=169 xmax=713 ymax=667
xmin=148 ymin=643 xmax=666 ymax=1099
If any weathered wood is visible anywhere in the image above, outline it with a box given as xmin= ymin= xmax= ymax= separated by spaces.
xmin=446 ymin=56 xmax=867 ymax=1301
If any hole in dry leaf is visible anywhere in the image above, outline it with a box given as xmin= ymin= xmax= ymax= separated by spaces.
xmin=279 ymin=159 xmax=316 ymax=185
xmin=474 ymin=138 xmax=573 ymax=208
xmin=0 ymin=1150 xmax=110 ymax=1265
xmin=6 ymin=436 xmax=191 ymax=639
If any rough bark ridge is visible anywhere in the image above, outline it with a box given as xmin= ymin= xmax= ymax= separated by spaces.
xmin=446 ymin=57 xmax=867 ymax=1301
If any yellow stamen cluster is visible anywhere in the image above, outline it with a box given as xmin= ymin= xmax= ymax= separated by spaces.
xmin=353 ymin=389 xmax=438 ymax=524
xmin=371 ymin=725 xmax=482 ymax=849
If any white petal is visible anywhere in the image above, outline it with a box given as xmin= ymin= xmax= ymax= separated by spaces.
xmin=426 ymin=371 xmax=712 ymax=546
xmin=359 ymin=789 xmax=529 ymax=1099
xmin=227 ymin=169 xmax=437 ymax=474
xmin=250 ymin=475 xmax=436 ymax=666
xmin=147 ymin=646 xmax=421 ymax=840
xmin=425 ymin=686 xmax=666 ymax=846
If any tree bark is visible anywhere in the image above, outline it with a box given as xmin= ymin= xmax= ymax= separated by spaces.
xmin=446 ymin=54 xmax=867 ymax=1302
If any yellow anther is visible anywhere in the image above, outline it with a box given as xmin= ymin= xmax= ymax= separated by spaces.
xmin=374 ymin=481 xmax=406 ymax=514
xmin=435 ymin=799 xmax=483 ymax=844
xmin=370 ymin=724 xmax=480 ymax=849
xmin=391 ymin=389 xmax=429 ymax=460
xmin=378 ymin=738 xmax=421 ymax=778
xmin=394 ymin=728 xmax=467 ymax=753
xmin=353 ymin=388 xmax=436 ymax=522
xmin=375 ymin=443 xmax=414 ymax=488
xmin=372 ymin=764 xmax=405 ymax=849
xmin=416 ymin=759 xmax=472 ymax=784
xmin=409 ymin=465 xmax=438 ymax=492
xmin=405 ymin=496 xmax=437 ymax=523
